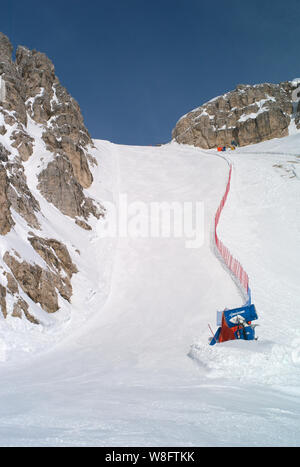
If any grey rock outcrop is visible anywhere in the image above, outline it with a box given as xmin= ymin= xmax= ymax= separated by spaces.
xmin=173 ymin=82 xmax=300 ymax=148
xmin=16 ymin=46 xmax=96 ymax=195
xmin=0 ymin=33 xmax=102 ymax=223
xmin=0 ymin=32 xmax=13 ymax=60
xmin=0 ymin=163 xmax=15 ymax=235
xmin=37 ymin=155 xmax=102 ymax=220
xmin=12 ymin=297 xmax=39 ymax=324
xmin=0 ymin=32 xmax=104 ymax=325
xmin=7 ymin=159 xmax=41 ymax=229
xmin=0 ymin=283 xmax=7 ymax=318
xmin=0 ymin=34 xmax=28 ymax=128
xmin=4 ymin=233 xmax=78 ymax=315
xmin=4 ymin=251 xmax=61 ymax=314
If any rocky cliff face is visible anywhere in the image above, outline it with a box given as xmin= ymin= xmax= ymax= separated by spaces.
xmin=0 ymin=32 xmax=104 ymax=325
xmin=173 ymin=82 xmax=300 ymax=149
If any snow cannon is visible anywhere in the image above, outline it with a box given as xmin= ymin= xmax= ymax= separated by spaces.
xmin=223 ymin=305 xmax=258 ymax=327
xmin=209 ymin=304 xmax=258 ymax=346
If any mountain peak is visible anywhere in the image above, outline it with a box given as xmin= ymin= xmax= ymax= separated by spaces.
xmin=0 ymin=32 xmax=13 ymax=61
xmin=0 ymin=32 xmax=104 ymax=326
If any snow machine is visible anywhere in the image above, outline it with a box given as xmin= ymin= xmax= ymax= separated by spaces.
xmin=209 ymin=304 xmax=258 ymax=346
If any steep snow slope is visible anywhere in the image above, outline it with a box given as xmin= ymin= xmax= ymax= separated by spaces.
xmin=0 ymin=137 xmax=299 ymax=446
xmin=0 ymin=128 xmax=113 ymax=360
xmin=191 ymin=134 xmax=300 ymax=386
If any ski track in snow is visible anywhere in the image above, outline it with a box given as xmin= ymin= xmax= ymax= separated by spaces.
xmin=0 ymin=134 xmax=299 ymax=446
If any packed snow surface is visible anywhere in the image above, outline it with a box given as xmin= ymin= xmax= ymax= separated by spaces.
xmin=0 ymin=133 xmax=300 ymax=446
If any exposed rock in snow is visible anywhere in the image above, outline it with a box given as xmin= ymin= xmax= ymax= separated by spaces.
xmin=0 ymin=32 xmax=105 ymax=325
xmin=37 ymin=155 xmax=102 ymax=219
xmin=3 ymin=233 xmax=78 ymax=316
xmin=0 ymin=163 xmax=15 ymax=235
xmin=12 ymin=297 xmax=39 ymax=324
xmin=15 ymin=44 xmax=96 ymax=207
xmin=0 ymin=283 xmax=7 ymax=318
xmin=173 ymin=82 xmax=300 ymax=148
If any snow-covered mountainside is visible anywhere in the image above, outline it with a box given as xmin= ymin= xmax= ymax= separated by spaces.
xmin=0 ymin=133 xmax=299 ymax=446
xmin=0 ymin=32 xmax=105 ymax=339
xmin=1 ymin=31 xmax=300 ymax=447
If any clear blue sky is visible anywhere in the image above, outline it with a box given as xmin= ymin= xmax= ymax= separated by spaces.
xmin=1 ymin=0 xmax=300 ymax=145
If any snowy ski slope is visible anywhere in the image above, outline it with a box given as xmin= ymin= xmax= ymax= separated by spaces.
xmin=0 ymin=134 xmax=299 ymax=446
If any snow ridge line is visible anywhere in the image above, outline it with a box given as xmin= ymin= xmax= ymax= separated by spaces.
xmin=213 ymin=154 xmax=250 ymax=300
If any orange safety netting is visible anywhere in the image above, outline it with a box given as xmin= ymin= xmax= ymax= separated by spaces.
xmin=214 ymin=165 xmax=249 ymax=294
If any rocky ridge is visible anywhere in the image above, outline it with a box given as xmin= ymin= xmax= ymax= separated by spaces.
xmin=173 ymin=81 xmax=300 ymax=148
xmin=0 ymin=32 xmax=104 ymax=325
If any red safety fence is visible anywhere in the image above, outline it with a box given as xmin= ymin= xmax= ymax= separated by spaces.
xmin=214 ymin=164 xmax=249 ymax=294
